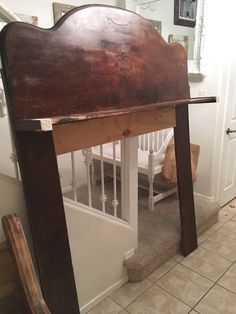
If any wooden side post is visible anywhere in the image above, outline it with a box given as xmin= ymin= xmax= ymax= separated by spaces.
xmin=174 ymin=105 xmax=198 ymax=256
xmin=15 ymin=130 xmax=80 ymax=314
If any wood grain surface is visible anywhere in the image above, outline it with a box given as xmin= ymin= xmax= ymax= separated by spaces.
xmin=2 ymin=214 xmax=51 ymax=313
xmin=0 ymin=5 xmax=189 ymax=121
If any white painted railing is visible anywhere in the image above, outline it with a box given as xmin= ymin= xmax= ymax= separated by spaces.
xmin=61 ymin=138 xmax=138 ymax=232
xmin=92 ymin=129 xmax=175 ymax=211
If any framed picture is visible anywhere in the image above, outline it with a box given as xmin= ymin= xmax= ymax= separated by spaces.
xmin=174 ymin=0 xmax=197 ymax=28
xmin=53 ymin=2 xmax=76 ymax=23
xmin=168 ymin=34 xmax=189 ymax=57
xmin=148 ymin=19 xmax=162 ymax=34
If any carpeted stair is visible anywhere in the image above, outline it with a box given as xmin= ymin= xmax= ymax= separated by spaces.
xmin=64 ymin=177 xmax=219 ymax=282
xmin=125 ymin=190 xmax=219 ymax=282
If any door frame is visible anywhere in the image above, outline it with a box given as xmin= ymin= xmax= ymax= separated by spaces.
xmin=211 ymin=53 xmax=233 ymax=206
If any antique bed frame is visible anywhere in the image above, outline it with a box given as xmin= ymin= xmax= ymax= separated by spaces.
xmin=0 ymin=5 xmax=216 ymax=313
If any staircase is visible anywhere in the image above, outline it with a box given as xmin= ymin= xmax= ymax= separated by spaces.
xmin=125 ymin=191 xmax=219 ymax=282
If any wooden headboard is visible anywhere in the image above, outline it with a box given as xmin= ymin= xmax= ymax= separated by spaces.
xmin=0 ymin=5 xmax=190 ymax=122
xmin=0 ymin=5 xmax=216 ymax=314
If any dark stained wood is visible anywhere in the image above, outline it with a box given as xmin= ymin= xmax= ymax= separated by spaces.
xmin=2 ymin=214 xmax=51 ymax=314
xmin=13 ymin=96 xmax=217 ymax=131
xmin=0 ymin=5 xmax=216 ymax=313
xmin=0 ymin=5 xmax=190 ymax=121
xmin=15 ymin=131 xmax=80 ymax=314
xmin=174 ymin=105 xmax=198 ymax=255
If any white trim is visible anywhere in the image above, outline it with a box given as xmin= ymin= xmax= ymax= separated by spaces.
xmin=0 ymin=173 xmax=21 ymax=185
xmin=211 ymin=52 xmax=231 ymax=205
xmin=64 ymin=197 xmax=131 ymax=228
xmin=124 ymin=248 xmax=135 ymax=260
xmin=80 ymin=276 xmax=128 ymax=314
xmin=194 ymin=192 xmax=215 ymax=203
xmin=62 ymin=180 xmax=87 ymax=193
xmin=0 ymin=3 xmax=21 ymax=22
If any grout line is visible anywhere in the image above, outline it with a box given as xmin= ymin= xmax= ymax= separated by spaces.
xmin=177 ymin=262 xmax=222 ymax=283
xmin=148 ymin=260 xmax=178 ymax=283
xmin=191 ymin=282 xmax=217 ymax=311
xmin=200 ymin=242 xmax=236 ymax=262
xmin=107 ymin=296 xmax=128 ymax=312
xmin=154 ymin=281 xmax=194 ymax=309
xmin=216 ymin=282 xmax=236 ymax=295
xmin=110 ymin=281 xmax=154 ymax=309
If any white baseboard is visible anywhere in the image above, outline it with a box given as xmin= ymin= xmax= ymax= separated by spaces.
xmin=0 ymin=172 xmax=21 ymax=185
xmin=80 ymin=276 xmax=128 ymax=314
xmin=194 ymin=192 xmax=216 ymax=202
xmin=62 ymin=180 xmax=87 ymax=193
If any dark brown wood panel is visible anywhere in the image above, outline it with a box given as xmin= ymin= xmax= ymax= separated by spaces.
xmin=15 ymin=131 xmax=80 ymax=313
xmin=0 ymin=5 xmax=189 ymax=121
xmin=174 ymin=105 xmax=198 ymax=255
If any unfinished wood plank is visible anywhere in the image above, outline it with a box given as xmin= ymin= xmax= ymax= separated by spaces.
xmin=2 ymin=214 xmax=51 ymax=314
xmin=53 ymin=107 xmax=175 ymax=155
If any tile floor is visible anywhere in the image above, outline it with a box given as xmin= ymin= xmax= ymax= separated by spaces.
xmin=87 ymin=200 xmax=236 ymax=313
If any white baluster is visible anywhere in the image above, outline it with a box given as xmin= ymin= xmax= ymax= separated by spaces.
xmin=149 ymin=132 xmax=154 ymax=153
xmin=71 ymin=152 xmax=77 ymax=202
xmin=9 ymin=150 xmax=20 ymax=180
xmin=112 ymin=142 xmax=119 ymax=217
xmin=82 ymin=148 xmax=93 ymax=208
xmin=154 ymin=131 xmax=158 ymax=152
xmin=140 ymin=134 xmax=144 ymax=151
xmin=145 ymin=133 xmax=148 ymax=151
xmin=99 ymin=145 xmax=107 ymax=212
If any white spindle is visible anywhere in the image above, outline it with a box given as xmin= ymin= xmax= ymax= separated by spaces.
xmin=71 ymin=152 xmax=77 ymax=202
xmin=149 ymin=132 xmax=154 ymax=152
xmin=112 ymin=142 xmax=119 ymax=217
xmin=140 ymin=134 xmax=144 ymax=151
xmin=161 ymin=129 xmax=165 ymax=144
xmin=99 ymin=145 xmax=107 ymax=212
xmin=83 ymin=149 xmax=93 ymax=207
xmin=154 ymin=131 xmax=158 ymax=152
xmin=145 ymin=133 xmax=148 ymax=151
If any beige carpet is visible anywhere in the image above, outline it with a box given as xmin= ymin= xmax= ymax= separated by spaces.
xmin=64 ymin=177 xmax=219 ymax=282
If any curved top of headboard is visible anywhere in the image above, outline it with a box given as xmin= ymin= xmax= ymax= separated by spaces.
xmin=0 ymin=5 xmax=189 ymax=121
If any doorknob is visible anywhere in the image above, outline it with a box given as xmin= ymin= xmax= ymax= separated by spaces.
xmin=226 ymin=128 xmax=236 ymax=135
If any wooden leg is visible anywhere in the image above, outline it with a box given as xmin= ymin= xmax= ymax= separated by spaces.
xmin=16 ymin=131 xmax=80 ymax=314
xmin=174 ymin=105 xmax=198 ymax=256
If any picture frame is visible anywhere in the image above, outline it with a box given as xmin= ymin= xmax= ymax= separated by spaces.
xmin=148 ymin=19 xmax=162 ymax=34
xmin=53 ymin=2 xmax=76 ymax=23
xmin=168 ymin=34 xmax=189 ymax=57
xmin=174 ymin=0 xmax=197 ymax=28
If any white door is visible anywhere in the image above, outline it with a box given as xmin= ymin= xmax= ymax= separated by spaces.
xmin=218 ymin=54 xmax=236 ymax=206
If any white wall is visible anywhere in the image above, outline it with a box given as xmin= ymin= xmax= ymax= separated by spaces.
xmin=65 ymin=201 xmax=135 ymax=311
xmin=188 ymin=0 xmax=232 ymax=199
xmin=136 ymin=0 xmax=195 ymax=58
xmin=0 ymin=174 xmax=28 ymax=242
xmin=0 ymin=0 xmax=118 ymax=28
